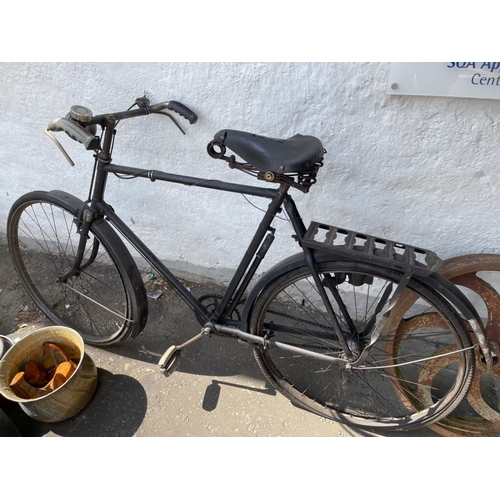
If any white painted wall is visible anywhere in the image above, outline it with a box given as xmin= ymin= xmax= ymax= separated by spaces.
xmin=1 ymin=62 xmax=500 ymax=282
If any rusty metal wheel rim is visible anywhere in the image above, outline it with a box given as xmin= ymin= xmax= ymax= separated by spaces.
xmin=387 ymin=254 xmax=500 ymax=436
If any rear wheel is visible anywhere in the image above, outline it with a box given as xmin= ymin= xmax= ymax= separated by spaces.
xmin=249 ymin=260 xmax=475 ymax=431
xmin=7 ymin=191 xmax=147 ymax=346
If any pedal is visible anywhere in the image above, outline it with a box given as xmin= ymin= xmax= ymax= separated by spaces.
xmin=158 ymin=345 xmax=182 ymax=377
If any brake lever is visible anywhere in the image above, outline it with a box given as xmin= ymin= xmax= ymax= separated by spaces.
xmin=44 ymin=128 xmax=75 ymax=166
xmin=154 ymin=110 xmax=186 ymax=135
xmin=123 ymin=97 xmax=185 ymax=134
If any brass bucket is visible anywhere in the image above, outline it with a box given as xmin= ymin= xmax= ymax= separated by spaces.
xmin=0 ymin=326 xmax=98 ymax=423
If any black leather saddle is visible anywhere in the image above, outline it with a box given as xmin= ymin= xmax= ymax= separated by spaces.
xmin=213 ymin=129 xmax=324 ymax=174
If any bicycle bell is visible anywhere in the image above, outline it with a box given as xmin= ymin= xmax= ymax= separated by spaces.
xmin=66 ymin=105 xmax=97 ymax=137
xmin=69 ymin=105 xmax=93 ymax=123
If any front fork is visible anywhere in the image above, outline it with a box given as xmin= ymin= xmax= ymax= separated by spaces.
xmin=58 ymin=207 xmax=99 ymax=282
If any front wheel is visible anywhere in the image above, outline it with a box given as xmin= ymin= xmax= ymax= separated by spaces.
xmin=7 ymin=191 xmax=147 ymax=346
xmin=249 ymin=260 xmax=475 ymax=431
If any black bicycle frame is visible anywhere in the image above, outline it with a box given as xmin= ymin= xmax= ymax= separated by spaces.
xmin=83 ymin=159 xmax=302 ymax=327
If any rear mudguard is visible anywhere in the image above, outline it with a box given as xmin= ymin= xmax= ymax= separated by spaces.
xmin=419 ymin=271 xmax=482 ymax=324
xmin=47 ymin=190 xmax=148 ymax=338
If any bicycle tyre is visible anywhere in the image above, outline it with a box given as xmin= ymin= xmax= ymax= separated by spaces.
xmin=7 ymin=191 xmax=147 ymax=346
xmin=249 ymin=260 xmax=475 ymax=431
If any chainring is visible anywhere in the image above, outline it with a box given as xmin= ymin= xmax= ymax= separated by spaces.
xmin=195 ymin=294 xmax=243 ymax=325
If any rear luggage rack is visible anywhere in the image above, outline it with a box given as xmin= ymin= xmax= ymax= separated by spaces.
xmin=303 ymin=222 xmax=443 ymax=276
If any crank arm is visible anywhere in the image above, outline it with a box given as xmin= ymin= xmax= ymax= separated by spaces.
xmin=158 ymin=324 xmax=213 ymax=377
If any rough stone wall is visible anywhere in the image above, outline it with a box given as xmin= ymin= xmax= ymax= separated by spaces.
xmin=1 ymin=62 xmax=500 ymax=281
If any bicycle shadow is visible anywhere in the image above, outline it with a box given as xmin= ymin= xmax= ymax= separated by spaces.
xmin=0 ymin=369 xmax=147 ymax=437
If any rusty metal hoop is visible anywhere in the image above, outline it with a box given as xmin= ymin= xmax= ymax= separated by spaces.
xmin=431 ymin=254 xmax=500 ymax=436
xmin=389 ymin=254 xmax=500 ymax=436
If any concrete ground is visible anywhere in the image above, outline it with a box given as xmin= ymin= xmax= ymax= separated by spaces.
xmin=0 ymin=243 xmax=439 ymax=437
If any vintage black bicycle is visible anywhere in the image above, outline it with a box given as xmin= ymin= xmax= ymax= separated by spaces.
xmin=7 ymin=97 xmax=495 ymax=432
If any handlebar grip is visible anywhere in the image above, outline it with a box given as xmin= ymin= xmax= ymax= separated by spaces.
xmin=166 ymin=101 xmax=198 ymax=124
xmin=47 ymin=118 xmax=100 ymax=150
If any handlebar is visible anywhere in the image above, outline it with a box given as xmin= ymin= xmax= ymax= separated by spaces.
xmin=45 ymin=99 xmax=198 ymax=152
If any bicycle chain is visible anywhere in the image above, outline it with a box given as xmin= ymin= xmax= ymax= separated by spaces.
xmin=263 ymin=307 xmax=343 ymax=352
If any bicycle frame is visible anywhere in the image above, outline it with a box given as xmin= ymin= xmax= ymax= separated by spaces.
xmin=71 ymin=118 xmax=303 ymax=316
xmin=93 ymin=164 xmax=298 ymax=322
xmin=85 ymin=165 xmax=356 ymax=363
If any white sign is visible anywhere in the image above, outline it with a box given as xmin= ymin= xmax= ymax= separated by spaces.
xmin=386 ymin=62 xmax=500 ymax=100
